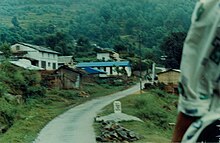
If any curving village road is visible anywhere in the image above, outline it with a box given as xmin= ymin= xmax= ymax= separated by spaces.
xmin=34 ymin=83 xmax=144 ymax=143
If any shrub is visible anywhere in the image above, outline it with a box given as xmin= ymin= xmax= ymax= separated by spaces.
xmin=156 ymin=82 xmax=166 ymax=90
xmin=0 ymin=62 xmax=45 ymax=100
xmin=151 ymin=89 xmax=168 ymax=98
xmin=144 ymin=83 xmax=155 ymax=90
xmin=0 ymin=97 xmax=18 ymax=131
xmin=24 ymin=86 xmax=46 ymax=98
xmin=57 ymin=90 xmax=79 ymax=100
xmin=0 ymin=82 xmax=8 ymax=97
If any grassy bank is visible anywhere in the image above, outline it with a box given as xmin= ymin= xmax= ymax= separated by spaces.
xmin=0 ymin=83 xmax=127 ymax=143
xmin=95 ymin=89 xmax=178 ymax=143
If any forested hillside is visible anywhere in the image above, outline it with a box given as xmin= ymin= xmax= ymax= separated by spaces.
xmin=0 ymin=0 xmax=196 ymax=59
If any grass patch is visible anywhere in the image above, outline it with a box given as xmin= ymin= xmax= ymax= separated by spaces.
xmin=95 ymin=89 xmax=178 ymax=143
xmin=0 ymin=83 xmax=126 ymax=143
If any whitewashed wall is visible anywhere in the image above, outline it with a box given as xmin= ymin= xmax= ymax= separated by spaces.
xmin=97 ymin=53 xmax=111 ymax=61
xmin=11 ymin=43 xmax=58 ymax=70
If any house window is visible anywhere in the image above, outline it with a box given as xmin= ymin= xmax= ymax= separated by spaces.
xmin=42 ymin=53 xmax=44 ymax=57
xmin=103 ymin=67 xmax=106 ymax=71
xmin=53 ymin=63 xmax=56 ymax=69
xmin=48 ymin=62 xmax=51 ymax=67
xmin=41 ymin=61 xmax=46 ymax=69
xmin=53 ymin=54 xmax=55 ymax=58
xmin=48 ymin=53 xmax=50 ymax=57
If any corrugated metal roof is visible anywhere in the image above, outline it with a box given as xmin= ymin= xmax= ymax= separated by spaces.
xmin=56 ymin=65 xmax=87 ymax=74
xmin=10 ymin=60 xmax=43 ymax=70
xmin=76 ymin=61 xmax=130 ymax=67
xmin=83 ymin=67 xmax=107 ymax=74
xmin=18 ymin=43 xmax=60 ymax=54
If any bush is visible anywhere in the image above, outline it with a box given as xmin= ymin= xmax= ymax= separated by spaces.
xmin=144 ymin=83 xmax=155 ymax=90
xmin=57 ymin=90 xmax=79 ymax=100
xmin=0 ymin=62 xmax=45 ymax=100
xmin=24 ymin=86 xmax=46 ymax=98
xmin=0 ymin=98 xmax=18 ymax=132
xmin=156 ymin=82 xmax=166 ymax=90
xmin=0 ymin=82 xmax=8 ymax=97
xmin=151 ymin=89 xmax=168 ymax=98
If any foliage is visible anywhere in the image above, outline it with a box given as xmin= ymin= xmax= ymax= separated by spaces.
xmin=160 ymin=32 xmax=187 ymax=69
xmin=0 ymin=62 xmax=45 ymax=99
xmin=129 ymin=57 xmax=153 ymax=72
xmin=0 ymin=43 xmax=11 ymax=59
xmin=0 ymin=0 xmax=196 ymax=58
xmin=0 ymin=82 xmax=127 ymax=143
xmin=144 ymin=83 xmax=156 ymax=90
xmin=11 ymin=16 xmax=20 ymax=28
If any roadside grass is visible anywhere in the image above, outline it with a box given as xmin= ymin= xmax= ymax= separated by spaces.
xmin=95 ymin=89 xmax=178 ymax=143
xmin=0 ymin=83 xmax=126 ymax=143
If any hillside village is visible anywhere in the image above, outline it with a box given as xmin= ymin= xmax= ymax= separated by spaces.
xmin=0 ymin=42 xmax=180 ymax=93
xmin=0 ymin=0 xmax=197 ymax=142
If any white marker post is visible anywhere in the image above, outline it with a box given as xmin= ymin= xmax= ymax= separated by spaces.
xmin=113 ymin=101 xmax=122 ymax=113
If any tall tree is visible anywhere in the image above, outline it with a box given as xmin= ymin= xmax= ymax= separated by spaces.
xmin=160 ymin=32 xmax=187 ymax=69
xmin=11 ymin=16 xmax=20 ymax=28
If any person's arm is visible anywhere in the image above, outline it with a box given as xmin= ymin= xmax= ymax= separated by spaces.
xmin=172 ymin=112 xmax=199 ymax=142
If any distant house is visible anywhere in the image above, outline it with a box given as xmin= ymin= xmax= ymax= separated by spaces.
xmin=76 ymin=61 xmax=132 ymax=77
xmin=58 ymin=56 xmax=76 ymax=67
xmin=11 ymin=43 xmax=60 ymax=70
xmin=97 ymin=49 xmax=121 ymax=61
xmin=157 ymin=69 xmax=181 ymax=94
xmin=157 ymin=69 xmax=180 ymax=84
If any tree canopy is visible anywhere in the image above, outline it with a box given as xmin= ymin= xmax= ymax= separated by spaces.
xmin=0 ymin=0 xmax=196 ymax=61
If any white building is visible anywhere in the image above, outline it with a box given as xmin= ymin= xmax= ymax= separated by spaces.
xmin=97 ymin=49 xmax=121 ymax=61
xmin=11 ymin=43 xmax=60 ymax=70
xmin=97 ymin=52 xmax=111 ymax=61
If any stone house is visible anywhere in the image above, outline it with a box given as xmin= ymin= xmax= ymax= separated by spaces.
xmin=97 ymin=49 xmax=121 ymax=61
xmin=11 ymin=43 xmax=60 ymax=70
xmin=157 ymin=69 xmax=181 ymax=94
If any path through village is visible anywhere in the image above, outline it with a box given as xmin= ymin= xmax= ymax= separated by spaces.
xmin=34 ymin=83 xmax=144 ymax=143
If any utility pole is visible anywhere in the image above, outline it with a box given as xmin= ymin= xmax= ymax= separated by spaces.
xmin=138 ymin=34 xmax=142 ymax=94
xmin=152 ymin=63 xmax=156 ymax=85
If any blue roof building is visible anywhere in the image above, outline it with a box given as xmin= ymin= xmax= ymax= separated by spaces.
xmin=76 ymin=61 xmax=130 ymax=68
xmin=76 ymin=61 xmax=131 ymax=77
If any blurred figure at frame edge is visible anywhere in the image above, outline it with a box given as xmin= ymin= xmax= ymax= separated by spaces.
xmin=172 ymin=0 xmax=220 ymax=142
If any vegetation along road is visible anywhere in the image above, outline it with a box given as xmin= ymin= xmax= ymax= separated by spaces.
xmin=34 ymin=83 xmax=144 ymax=143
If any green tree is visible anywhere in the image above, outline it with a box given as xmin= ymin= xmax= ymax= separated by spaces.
xmin=160 ymin=32 xmax=187 ymax=69
xmin=11 ymin=16 xmax=20 ymax=28
xmin=0 ymin=43 xmax=11 ymax=59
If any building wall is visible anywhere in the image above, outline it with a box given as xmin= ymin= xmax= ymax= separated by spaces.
xmin=11 ymin=43 xmax=58 ymax=70
xmin=97 ymin=53 xmax=111 ymax=61
xmin=58 ymin=68 xmax=81 ymax=89
xmin=158 ymin=71 xmax=180 ymax=84
xmin=39 ymin=51 xmax=58 ymax=70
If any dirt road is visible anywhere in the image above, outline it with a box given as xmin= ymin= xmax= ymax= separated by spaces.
xmin=34 ymin=83 xmax=143 ymax=143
